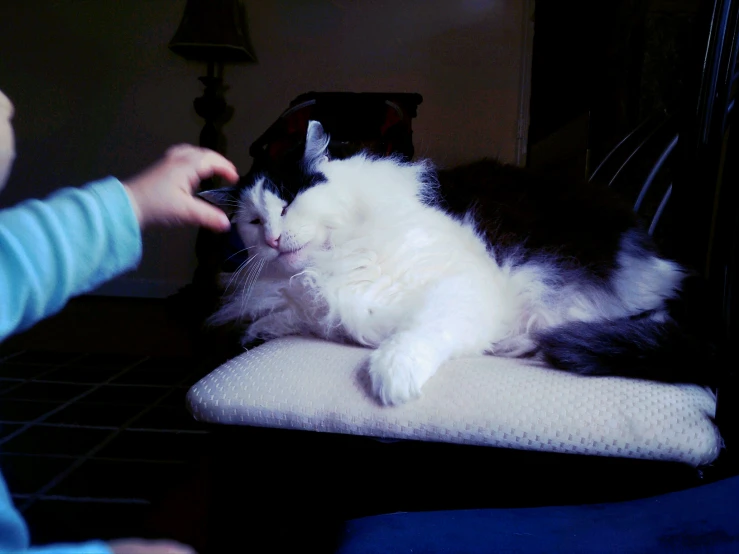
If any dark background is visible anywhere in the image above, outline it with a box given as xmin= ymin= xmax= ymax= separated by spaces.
xmin=527 ymin=0 xmax=701 ymax=180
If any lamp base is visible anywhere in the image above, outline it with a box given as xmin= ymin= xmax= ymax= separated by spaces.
xmin=171 ymin=61 xmax=236 ymax=336
xmin=194 ymin=61 xmax=234 ymax=189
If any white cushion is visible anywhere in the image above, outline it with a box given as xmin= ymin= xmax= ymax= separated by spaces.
xmin=187 ymin=336 xmax=722 ymax=467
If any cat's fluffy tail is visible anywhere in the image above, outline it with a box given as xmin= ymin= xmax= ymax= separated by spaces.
xmin=534 ymin=313 xmax=718 ymax=386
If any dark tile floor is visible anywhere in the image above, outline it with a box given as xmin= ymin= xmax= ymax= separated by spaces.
xmin=0 ymin=347 xmax=215 ymax=549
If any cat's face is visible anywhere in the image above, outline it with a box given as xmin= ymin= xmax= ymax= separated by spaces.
xmin=275 ymin=121 xmax=342 ymax=270
xmin=199 ymin=120 xmax=338 ymax=274
xmin=277 ymin=178 xmax=336 ymax=270
xmin=234 ymin=176 xmax=289 ymax=265
xmin=236 ymin=120 xmax=336 ymax=273
xmin=198 ymin=174 xmax=291 ymax=271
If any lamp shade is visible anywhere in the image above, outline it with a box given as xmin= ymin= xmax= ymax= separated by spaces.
xmin=169 ymin=0 xmax=257 ymax=63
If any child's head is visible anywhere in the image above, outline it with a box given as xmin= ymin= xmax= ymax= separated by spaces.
xmin=0 ymin=89 xmax=15 ymax=193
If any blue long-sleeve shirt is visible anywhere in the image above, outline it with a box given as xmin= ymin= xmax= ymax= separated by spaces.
xmin=0 ymin=177 xmax=142 ymax=553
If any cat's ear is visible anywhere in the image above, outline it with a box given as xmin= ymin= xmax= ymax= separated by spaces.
xmin=197 ymin=185 xmax=240 ymax=218
xmin=303 ymin=120 xmax=330 ymax=167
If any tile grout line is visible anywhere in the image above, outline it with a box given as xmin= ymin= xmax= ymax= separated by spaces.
xmin=8 ymin=355 xmax=207 ymax=512
xmin=0 ymin=353 xmax=90 ymax=397
xmin=4 ymin=453 xmax=189 ymax=463
xmin=0 ymin=421 xmax=208 ymax=433
xmin=29 ymin=495 xmax=151 ymax=505
xmin=0 ymin=394 xmax=192 ymax=419
xmin=125 ymin=427 xmax=207 ymax=433
xmin=0 ymin=351 xmax=26 ymax=364
xmin=0 ymin=357 xmax=150 ymax=447
xmin=23 ymin=386 xmax=187 ymax=511
xmin=5 ymin=379 xmax=186 ymax=388
xmin=0 ymin=422 xmax=120 ymax=431
xmin=17 ymin=495 xmax=151 ymax=512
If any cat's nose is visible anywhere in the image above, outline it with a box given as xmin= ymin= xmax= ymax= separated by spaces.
xmin=266 ymin=235 xmax=280 ymax=249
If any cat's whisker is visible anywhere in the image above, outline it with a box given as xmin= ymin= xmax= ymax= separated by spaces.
xmin=240 ymin=257 xmax=266 ymax=318
xmin=244 ymin=260 xmax=266 ymax=306
xmin=224 ymin=245 xmax=258 ymax=263
xmin=225 ymin=254 xmax=262 ymax=293
xmin=223 ymin=261 xmax=249 ymax=295
xmin=238 ymin=260 xmax=257 ymax=318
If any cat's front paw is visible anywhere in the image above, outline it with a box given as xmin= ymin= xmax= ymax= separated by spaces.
xmin=368 ymin=340 xmax=438 ymax=406
xmin=488 ymin=334 xmax=539 ymax=358
xmin=242 ymin=311 xmax=297 ymax=345
xmin=242 ymin=323 xmax=263 ymax=345
xmin=240 ymin=327 xmax=261 ymax=348
xmin=241 ymin=321 xmax=279 ymax=347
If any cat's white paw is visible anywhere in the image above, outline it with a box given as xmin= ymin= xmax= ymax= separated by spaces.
xmin=242 ymin=311 xmax=297 ymax=345
xmin=488 ymin=334 xmax=539 ymax=358
xmin=243 ymin=323 xmax=262 ymax=344
xmin=368 ymin=339 xmax=438 ymax=406
xmin=241 ymin=329 xmax=259 ymax=347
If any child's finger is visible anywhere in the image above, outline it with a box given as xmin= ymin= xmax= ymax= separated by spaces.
xmin=166 ymin=145 xmax=239 ymax=184
xmin=186 ymin=197 xmax=231 ymax=232
xmin=165 ymin=144 xmax=197 ymax=157
xmin=196 ymin=151 xmax=239 ymax=184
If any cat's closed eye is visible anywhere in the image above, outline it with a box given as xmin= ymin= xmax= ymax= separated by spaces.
xmin=249 ymin=218 xmax=261 ymax=225
xmin=281 ymin=206 xmax=288 ymax=216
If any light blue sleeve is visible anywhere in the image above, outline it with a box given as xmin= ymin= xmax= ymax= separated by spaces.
xmin=1 ymin=177 xmax=138 ymax=553
xmin=0 ymin=177 xmax=142 ymax=342
xmin=15 ymin=542 xmax=113 ymax=554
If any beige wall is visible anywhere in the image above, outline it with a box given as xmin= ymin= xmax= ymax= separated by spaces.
xmin=0 ymin=0 xmax=532 ymax=297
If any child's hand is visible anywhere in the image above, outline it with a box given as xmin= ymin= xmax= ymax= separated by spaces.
xmin=122 ymin=144 xmax=239 ymax=233
xmin=107 ymin=538 xmax=197 ymax=554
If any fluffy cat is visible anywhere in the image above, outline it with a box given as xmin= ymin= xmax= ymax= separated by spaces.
xmin=202 ymin=121 xmax=712 ymax=406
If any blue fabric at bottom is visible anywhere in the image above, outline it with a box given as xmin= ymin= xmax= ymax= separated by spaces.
xmin=336 ymin=475 xmax=739 ymax=554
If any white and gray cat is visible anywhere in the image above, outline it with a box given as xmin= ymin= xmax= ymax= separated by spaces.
xmin=201 ymin=121 xmax=714 ymax=406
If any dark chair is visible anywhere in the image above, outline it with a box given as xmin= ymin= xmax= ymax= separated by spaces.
xmin=588 ymin=0 xmax=739 ymax=470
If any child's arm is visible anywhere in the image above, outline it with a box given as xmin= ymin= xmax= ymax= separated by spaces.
xmin=0 ymin=144 xmax=237 ymax=342
xmin=0 ymin=177 xmax=142 ymax=340
xmin=0 ymin=145 xmax=234 ymax=554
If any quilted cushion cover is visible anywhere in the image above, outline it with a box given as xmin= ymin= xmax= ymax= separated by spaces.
xmin=187 ymin=337 xmax=722 ymax=466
